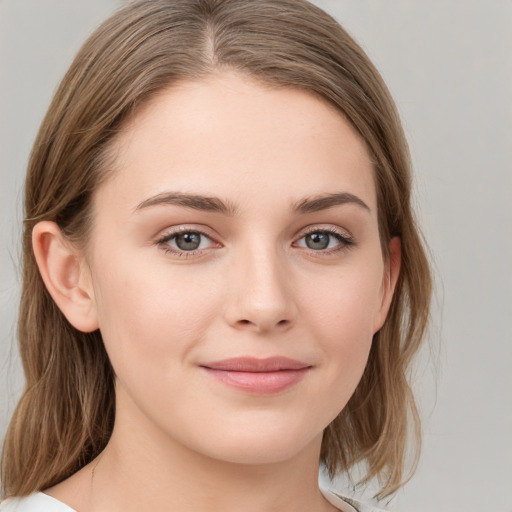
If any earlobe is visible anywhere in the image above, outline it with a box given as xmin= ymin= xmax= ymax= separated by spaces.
xmin=373 ymin=236 xmax=401 ymax=333
xmin=32 ymin=221 xmax=99 ymax=333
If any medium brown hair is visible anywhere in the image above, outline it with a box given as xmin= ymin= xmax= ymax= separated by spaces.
xmin=1 ymin=0 xmax=431 ymax=500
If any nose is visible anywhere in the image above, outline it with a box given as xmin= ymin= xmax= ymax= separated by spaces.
xmin=223 ymin=244 xmax=297 ymax=334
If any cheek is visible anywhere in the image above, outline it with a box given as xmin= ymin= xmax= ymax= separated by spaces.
xmin=89 ymin=252 xmax=219 ymax=376
xmin=304 ymin=261 xmax=384 ymax=337
xmin=299 ymin=260 xmax=384 ymax=377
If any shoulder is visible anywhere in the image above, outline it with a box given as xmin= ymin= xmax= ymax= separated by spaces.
xmin=4 ymin=489 xmax=389 ymax=512
xmin=321 ymin=487 xmax=390 ymax=512
xmin=0 ymin=493 xmax=77 ymax=512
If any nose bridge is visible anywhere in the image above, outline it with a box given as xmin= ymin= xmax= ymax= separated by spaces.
xmin=225 ymin=235 xmax=295 ymax=332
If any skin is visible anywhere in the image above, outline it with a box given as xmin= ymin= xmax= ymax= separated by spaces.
xmin=34 ymin=71 xmax=400 ymax=512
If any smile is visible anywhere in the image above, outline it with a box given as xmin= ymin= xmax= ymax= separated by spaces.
xmin=199 ymin=357 xmax=312 ymax=394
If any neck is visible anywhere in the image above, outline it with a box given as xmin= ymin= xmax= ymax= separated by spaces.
xmin=47 ymin=397 xmax=336 ymax=512
xmin=92 ymin=427 xmax=328 ymax=512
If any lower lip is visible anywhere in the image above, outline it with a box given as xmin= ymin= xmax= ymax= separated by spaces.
xmin=201 ymin=368 xmax=310 ymax=394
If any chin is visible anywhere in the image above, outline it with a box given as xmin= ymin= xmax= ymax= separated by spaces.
xmin=207 ymin=441 xmax=312 ymax=466
xmin=186 ymin=419 xmax=323 ymax=466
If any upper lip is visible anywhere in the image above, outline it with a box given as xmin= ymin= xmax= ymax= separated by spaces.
xmin=200 ymin=357 xmax=311 ymax=372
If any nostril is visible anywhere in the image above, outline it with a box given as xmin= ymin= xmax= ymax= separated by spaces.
xmin=235 ymin=318 xmax=290 ymax=329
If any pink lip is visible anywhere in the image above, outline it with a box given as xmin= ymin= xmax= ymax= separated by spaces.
xmin=200 ymin=357 xmax=312 ymax=394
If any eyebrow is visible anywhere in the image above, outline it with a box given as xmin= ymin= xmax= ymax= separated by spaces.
xmin=292 ymin=192 xmax=370 ymax=214
xmin=135 ymin=190 xmax=370 ymax=216
xmin=135 ymin=192 xmax=238 ymax=216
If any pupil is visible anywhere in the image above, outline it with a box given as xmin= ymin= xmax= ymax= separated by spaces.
xmin=176 ymin=232 xmax=201 ymax=251
xmin=306 ymin=232 xmax=329 ymax=250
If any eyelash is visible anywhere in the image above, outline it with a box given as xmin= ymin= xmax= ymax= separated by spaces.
xmin=295 ymin=227 xmax=355 ymax=255
xmin=155 ymin=226 xmax=355 ymax=258
xmin=156 ymin=228 xmax=217 ymax=257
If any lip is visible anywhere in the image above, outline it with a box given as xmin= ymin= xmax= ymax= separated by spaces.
xmin=199 ymin=357 xmax=312 ymax=394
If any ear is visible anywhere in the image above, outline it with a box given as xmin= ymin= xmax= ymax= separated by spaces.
xmin=373 ymin=236 xmax=401 ymax=333
xmin=32 ymin=221 xmax=99 ymax=333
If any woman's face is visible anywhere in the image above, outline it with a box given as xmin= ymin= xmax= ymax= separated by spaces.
xmin=83 ymin=72 xmax=397 ymax=465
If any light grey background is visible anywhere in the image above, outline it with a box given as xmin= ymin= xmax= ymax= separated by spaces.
xmin=1 ymin=1 xmax=511 ymax=511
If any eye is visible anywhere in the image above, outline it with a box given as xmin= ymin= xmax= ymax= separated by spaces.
xmin=173 ymin=232 xmax=205 ymax=251
xmin=294 ymin=229 xmax=353 ymax=252
xmin=157 ymin=229 xmax=218 ymax=255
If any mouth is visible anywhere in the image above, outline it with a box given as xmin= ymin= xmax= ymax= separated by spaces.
xmin=199 ymin=357 xmax=312 ymax=394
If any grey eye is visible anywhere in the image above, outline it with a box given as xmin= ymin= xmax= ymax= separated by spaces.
xmin=304 ymin=232 xmax=331 ymax=250
xmin=158 ymin=229 xmax=218 ymax=255
xmin=174 ymin=232 xmax=203 ymax=251
xmin=295 ymin=229 xmax=352 ymax=252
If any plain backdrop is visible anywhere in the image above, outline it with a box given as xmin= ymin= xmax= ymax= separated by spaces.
xmin=1 ymin=1 xmax=511 ymax=511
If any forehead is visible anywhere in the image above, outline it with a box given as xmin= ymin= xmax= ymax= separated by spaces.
xmin=97 ymin=71 xmax=376 ymax=214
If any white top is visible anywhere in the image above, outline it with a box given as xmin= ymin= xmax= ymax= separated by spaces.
xmin=0 ymin=488 xmax=387 ymax=512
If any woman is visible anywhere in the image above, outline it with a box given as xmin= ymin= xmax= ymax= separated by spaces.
xmin=0 ymin=1 xmax=431 ymax=511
